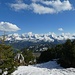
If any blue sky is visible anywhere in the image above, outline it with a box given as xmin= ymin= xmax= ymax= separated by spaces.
xmin=0 ymin=0 xmax=75 ymax=35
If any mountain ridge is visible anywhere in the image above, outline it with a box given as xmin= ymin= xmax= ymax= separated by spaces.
xmin=3 ymin=32 xmax=75 ymax=43
xmin=1 ymin=32 xmax=74 ymax=49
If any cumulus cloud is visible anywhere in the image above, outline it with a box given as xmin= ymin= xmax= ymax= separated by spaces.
xmin=58 ymin=28 xmax=63 ymax=31
xmin=0 ymin=22 xmax=20 ymax=32
xmin=31 ymin=3 xmax=55 ymax=14
xmin=36 ymin=0 xmax=72 ymax=12
xmin=10 ymin=0 xmax=73 ymax=14
xmin=10 ymin=0 xmax=29 ymax=11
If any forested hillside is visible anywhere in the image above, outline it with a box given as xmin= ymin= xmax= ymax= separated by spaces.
xmin=38 ymin=39 xmax=75 ymax=68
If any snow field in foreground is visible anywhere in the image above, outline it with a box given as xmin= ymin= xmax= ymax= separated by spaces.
xmin=12 ymin=61 xmax=75 ymax=75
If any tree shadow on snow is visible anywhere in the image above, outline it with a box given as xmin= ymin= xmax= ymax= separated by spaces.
xmin=33 ymin=61 xmax=63 ymax=69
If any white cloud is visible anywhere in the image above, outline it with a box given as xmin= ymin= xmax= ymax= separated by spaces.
xmin=10 ymin=0 xmax=29 ymax=11
xmin=31 ymin=3 xmax=56 ymax=14
xmin=40 ymin=0 xmax=72 ymax=12
xmin=10 ymin=0 xmax=73 ymax=14
xmin=0 ymin=22 xmax=20 ymax=32
xmin=58 ymin=28 xmax=63 ymax=31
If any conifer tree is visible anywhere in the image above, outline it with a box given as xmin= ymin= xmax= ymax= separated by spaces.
xmin=0 ymin=32 xmax=15 ymax=74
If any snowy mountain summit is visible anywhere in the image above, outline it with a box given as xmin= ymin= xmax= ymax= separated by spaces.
xmin=4 ymin=32 xmax=75 ymax=43
xmin=12 ymin=60 xmax=75 ymax=75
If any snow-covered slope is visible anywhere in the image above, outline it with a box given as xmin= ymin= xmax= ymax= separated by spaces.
xmin=3 ymin=32 xmax=75 ymax=43
xmin=12 ymin=61 xmax=75 ymax=75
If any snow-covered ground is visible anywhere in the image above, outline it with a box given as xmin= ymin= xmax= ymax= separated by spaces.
xmin=12 ymin=61 xmax=75 ymax=75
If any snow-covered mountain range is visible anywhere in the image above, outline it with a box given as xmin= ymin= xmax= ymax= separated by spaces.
xmin=4 ymin=32 xmax=75 ymax=43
